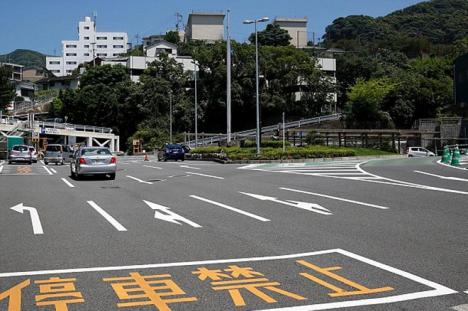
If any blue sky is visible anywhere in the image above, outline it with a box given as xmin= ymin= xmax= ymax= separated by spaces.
xmin=0 ymin=0 xmax=424 ymax=55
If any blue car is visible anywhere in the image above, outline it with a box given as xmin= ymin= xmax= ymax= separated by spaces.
xmin=158 ymin=144 xmax=185 ymax=161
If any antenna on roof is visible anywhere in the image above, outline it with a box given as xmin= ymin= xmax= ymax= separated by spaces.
xmin=93 ymin=11 xmax=97 ymax=28
xmin=175 ymin=12 xmax=183 ymax=32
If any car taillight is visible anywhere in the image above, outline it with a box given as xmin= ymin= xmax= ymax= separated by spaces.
xmin=79 ymin=158 xmax=86 ymax=164
xmin=110 ymin=156 xmax=117 ymax=164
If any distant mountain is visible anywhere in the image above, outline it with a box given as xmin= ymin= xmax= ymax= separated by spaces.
xmin=0 ymin=49 xmax=46 ymax=68
xmin=324 ymin=0 xmax=468 ymax=47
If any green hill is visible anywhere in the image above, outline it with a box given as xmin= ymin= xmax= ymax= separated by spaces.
xmin=324 ymin=0 xmax=468 ymax=48
xmin=0 ymin=49 xmax=46 ymax=67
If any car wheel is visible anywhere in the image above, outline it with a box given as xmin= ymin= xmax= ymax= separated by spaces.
xmin=44 ymin=161 xmax=48 ymax=165
xmin=70 ymin=170 xmax=76 ymax=178
xmin=164 ymin=158 xmax=167 ymax=162
xmin=8 ymin=161 xmax=11 ymax=164
xmin=109 ymin=173 xmax=116 ymax=180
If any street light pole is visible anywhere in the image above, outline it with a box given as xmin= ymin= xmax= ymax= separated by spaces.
xmin=244 ymin=17 xmax=269 ymax=156
xmin=193 ymin=61 xmax=198 ymax=147
xmin=226 ymin=9 xmax=232 ymax=144
xmin=169 ymin=91 xmax=173 ymax=144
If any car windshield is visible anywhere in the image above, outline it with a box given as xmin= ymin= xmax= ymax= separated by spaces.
xmin=13 ymin=145 xmax=28 ymax=152
xmin=166 ymin=144 xmax=182 ymax=150
xmin=81 ymin=148 xmax=111 ymax=156
xmin=46 ymin=145 xmax=62 ymax=152
xmin=29 ymin=147 xmax=35 ymax=151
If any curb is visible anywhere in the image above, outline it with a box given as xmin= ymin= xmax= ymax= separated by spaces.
xmin=436 ymin=159 xmax=468 ymax=171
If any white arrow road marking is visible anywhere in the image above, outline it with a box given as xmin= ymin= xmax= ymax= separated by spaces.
xmin=0 ymin=165 xmax=3 ymax=174
xmin=239 ymin=192 xmax=332 ymax=215
xmin=61 ymin=178 xmax=75 ymax=188
xmin=452 ymin=304 xmax=468 ymax=311
xmin=143 ymin=165 xmax=162 ymax=170
xmin=180 ymin=165 xmax=200 ymax=170
xmin=10 ymin=203 xmax=44 ymax=235
xmin=143 ymin=200 xmax=202 ymax=228
xmin=280 ymin=187 xmax=389 ymax=210
xmin=190 ymin=195 xmax=270 ymax=222
xmin=42 ymin=166 xmax=53 ymax=175
xmin=185 ymin=172 xmax=224 ymax=180
xmin=86 ymin=201 xmax=127 ymax=231
xmin=126 ymin=175 xmax=153 ymax=184
xmin=414 ymin=170 xmax=468 ymax=182
xmin=50 ymin=168 xmax=57 ymax=174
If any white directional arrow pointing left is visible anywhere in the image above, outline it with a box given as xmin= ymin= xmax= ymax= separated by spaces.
xmin=11 ymin=203 xmax=44 ymax=235
xmin=239 ymin=192 xmax=332 ymax=215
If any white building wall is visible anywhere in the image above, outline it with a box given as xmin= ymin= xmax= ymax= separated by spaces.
xmin=47 ymin=16 xmax=128 ymax=76
xmin=274 ymin=18 xmax=308 ymax=48
xmin=186 ymin=14 xmax=225 ymax=42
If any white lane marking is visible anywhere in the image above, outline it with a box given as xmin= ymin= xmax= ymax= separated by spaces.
xmin=143 ymin=165 xmax=162 ymax=170
xmin=357 ymin=162 xmax=468 ymax=195
xmin=50 ymin=168 xmax=57 ymax=174
xmin=40 ymin=160 xmax=45 ymax=165
xmin=190 ymin=195 xmax=270 ymax=222
xmin=86 ymin=201 xmax=127 ymax=232
xmin=10 ymin=203 xmax=44 ymax=235
xmin=414 ymin=170 xmax=468 ymax=182
xmin=126 ymin=175 xmax=153 ymax=184
xmin=61 ymin=178 xmax=75 ymax=188
xmin=0 ymin=166 xmax=3 ymax=174
xmin=280 ymin=187 xmax=389 ymax=210
xmin=185 ymin=172 xmax=224 ymax=180
xmin=0 ymin=248 xmax=457 ymax=311
xmin=240 ymin=192 xmax=333 ymax=215
xmin=437 ymin=159 xmax=468 ymax=171
xmin=180 ymin=165 xmax=200 ymax=170
xmin=143 ymin=200 xmax=202 ymax=228
xmin=452 ymin=304 xmax=468 ymax=311
xmin=42 ymin=165 xmax=53 ymax=175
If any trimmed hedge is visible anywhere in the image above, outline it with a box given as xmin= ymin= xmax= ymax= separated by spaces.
xmin=242 ymin=140 xmax=291 ymax=148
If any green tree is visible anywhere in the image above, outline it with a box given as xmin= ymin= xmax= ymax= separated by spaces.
xmin=249 ymin=24 xmax=292 ymax=47
xmin=164 ymin=31 xmax=181 ymax=44
xmin=0 ymin=66 xmax=15 ymax=111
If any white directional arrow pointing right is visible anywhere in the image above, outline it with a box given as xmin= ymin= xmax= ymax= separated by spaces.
xmin=240 ymin=192 xmax=332 ymax=215
xmin=143 ymin=200 xmax=202 ymax=228
xmin=11 ymin=203 xmax=44 ymax=235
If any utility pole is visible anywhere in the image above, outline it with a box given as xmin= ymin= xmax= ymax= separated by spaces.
xmin=193 ymin=61 xmax=198 ymax=147
xmin=169 ymin=91 xmax=173 ymax=144
xmin=282 ymin=112 xmax=286 ymax=153
xmin=226 ymin=9 xmax=232 ymax=144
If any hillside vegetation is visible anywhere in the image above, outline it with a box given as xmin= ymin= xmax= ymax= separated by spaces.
xmin=0 ymin=49 xmax=46 ymax=67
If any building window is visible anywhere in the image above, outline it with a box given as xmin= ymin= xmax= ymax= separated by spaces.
xmin=113 ymin=45 xmax=124 ymax=49
xmin=66 ymin=44 xmax=77 ymax=48
xmin=66 ymin=70 xmax=73 ymax=73
xmin=49 ymin=61 xmax=60 ymax=65
xmin=84 ymin=53 xmax=90 ymax=56
xmin=66 ymin=61 xmax=77 ymax=65
xmin=51 ymin=70 xmax=60 ymax=73
xmin=113 ymin=53 xmax=122 ymax=57
xmin=84 ymin=45 xmax=89 ymax=48
xmin=97 ymin=36 xmax=107 ymax=40
xmin=84 ymin=36 xmax=90 ymax=40
xmin=97 ymin=45 xmax=107 ymax=48
xmin=97 ymin=53 xmax=107 ymax=57
xmin=65 ymin=53 xmax=77 ymax=56
xmin=113 ymin=36 xmax=124 ymax=40
xmin=84 ymin=26 xmax=90 ymax=30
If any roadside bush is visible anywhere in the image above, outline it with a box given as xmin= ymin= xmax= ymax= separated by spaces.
xmin=242 ymin=139 xmax=291 ymax=148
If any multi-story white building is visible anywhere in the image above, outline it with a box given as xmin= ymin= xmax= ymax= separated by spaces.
xmin=46 ymin=16 xmax=129 ymax=76
xmin=273 ymin=17 xmax=308 ymax=49
xmin=185 ymin=12 xmax=225 ymax=42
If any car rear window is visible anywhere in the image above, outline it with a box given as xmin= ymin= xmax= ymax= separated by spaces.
xmin=46 ymin=145 xmax=62 ymax=152
xmin=81 ymin=148 xmax=111 ymax=156
xmin=13 ymin=145 xmax=28 ymax=152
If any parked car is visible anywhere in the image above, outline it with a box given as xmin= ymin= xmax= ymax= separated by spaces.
xmin=28 ymin=146 xmax=38 ymax=163
xmin=407 ymin=147 xmax=435 ymax=157
xmin=44 ymin=144 xmax=64 ymax=165
xmin=70 ymin=147 xmax=116 ymax=180
xmin=158 ymin=144 xmax=185 ymax=161
xmin=8 ymin=145 xmax=32 ymax=164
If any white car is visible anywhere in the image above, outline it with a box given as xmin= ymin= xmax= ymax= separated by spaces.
xmin=407 ymin=147 xmax=435 ymax=157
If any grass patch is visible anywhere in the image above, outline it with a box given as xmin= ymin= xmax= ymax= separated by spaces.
xmin=190 ymin=145 xmax=395 ymax=161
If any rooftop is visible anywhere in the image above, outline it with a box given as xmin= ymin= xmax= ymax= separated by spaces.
xmin=274 ymin=17 xmax=308 ymax=23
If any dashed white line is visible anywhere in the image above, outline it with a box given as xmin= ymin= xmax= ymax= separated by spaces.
xmin=180 ymin=165 xmax=200 ymax=170
xmin=0 ymin=166 xmax=3 ymax=174
xmin=61 ymin=178 xmax=75 ymax=188
xmin=190 ymin=195 xmax=270 ymax=222
xmin=143 ymin=165 xmax=162 ymax=170
xmin=42 ymin=166 xmax=53 ymax=175
xmin=185 ymin=172 xmax=224 ymax=180
xmin=86 ymin=201 xmax=127 ymax=232
xmin=280 ymin=187 xmax=390 ymax=210
xmin=414 ymin=170 xmax=468 ymax=182
xmin=50 ymin=168 xmax=57 ymax=174
xmin=126 ymin=175 xmax=153 ymax=184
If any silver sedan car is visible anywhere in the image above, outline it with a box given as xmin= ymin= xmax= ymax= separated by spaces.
xmin=70 ymin=147 xmax=116 ymax=180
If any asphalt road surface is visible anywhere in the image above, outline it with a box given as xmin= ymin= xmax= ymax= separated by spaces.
xmin=0 ymin=156 xmax=467 ymax=311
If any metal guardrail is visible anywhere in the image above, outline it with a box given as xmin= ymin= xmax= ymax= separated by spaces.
xmin=184 ymin=113 xmax=342 ymax=147
xmin=1 ymin=117 xmax=113 ymax=134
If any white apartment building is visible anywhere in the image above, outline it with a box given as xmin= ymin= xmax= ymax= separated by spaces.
xmin=185 ymin=12 xmax=225 ymax=42
xmin=273 ymin=17 xmax=308 ymax=48
xmin=46 ymin=16 xmax=129 ymax=76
